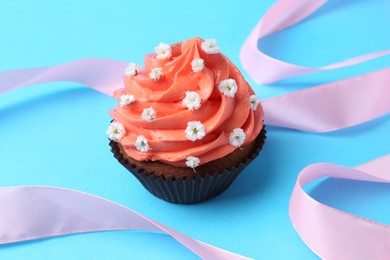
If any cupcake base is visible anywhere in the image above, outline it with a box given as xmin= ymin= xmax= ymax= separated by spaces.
xmin=109 ymin=126 xmax=266 ymax=204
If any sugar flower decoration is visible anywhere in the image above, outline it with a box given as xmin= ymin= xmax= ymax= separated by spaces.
xmin=218 ymin=79 xmax=238 ymax=97
xmin=186 ymin=156 xmax=200 ymax=171
xmin=201 ymin=39 xmax=220 ymax=54
xmin=154 ymin=42 xmax=172 ymax=60
xmin=229 ymin=128 xmax=246 ymax=148
xmin=141 ymin=107 xmax=156 ymax=121
xmin=191 ymin=58 xmax=204 ymax=72
xmin=149 ymin=67 xmax=163 ymax=81
xmin=120 ymin=94 xmax=136 ymax=107
xmin=106 ymin=122 xmax=126 ymax=142
xmin=135 ymin=135 xmax=150 ymax=152
xmin=124 ymin=62 xmax=138 ymax=77
xmin=249 ymin=95 xmax=260 ymax=110
xmin=185 ymin=121 xmax=206 ymax=141
xmin=182 ymin=91 xmax=201 ymax=111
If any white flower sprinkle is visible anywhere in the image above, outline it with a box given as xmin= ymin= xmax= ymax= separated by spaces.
xmin=218 ymin=79 xmax=238 ymax=97
xmin=185 ymin=121 xmax=206 ymax=141
xmin=186 ymin=156 xmax=200 ymax=171
xmin=229 ymin=128 xmax=246 ymax=148
xmin=120 ymin=94 xmax=136 ymax=107
xmin=106 ymin=122 xmax=126 ymax=142
xmin=141 ymin=107 xmax=156 ymax=121
xmin=201 ymin=39 xmax=220 ymax=54
xmin=182 ymin=91 xmax=201 ymax=111
xmin=124 ymin=63 xmax=138 ymax=77
xmin=154 ymin=42 xmax=172 ymax=60
xmin=249 ymin=95 xmax=260 ymax=110
xmin=135 ymin=135 xmax=150 ymax=152
xmin=149 ymin=67 xmax=163 ymax=81
xmin=191 ymin=58 xmax=204 ymax=72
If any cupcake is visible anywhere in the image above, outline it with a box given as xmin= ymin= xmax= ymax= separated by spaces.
xmin=107 ymin=38 xmax=265 ymax=204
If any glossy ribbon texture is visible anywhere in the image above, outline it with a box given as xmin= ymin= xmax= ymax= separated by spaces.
xmin=290 ymin=155 xmax=390 ymax=259
xmin=240 ymin=0 xmax=390 ymax=259
xmin=0 ymin=58 xmax=127 ymax=96
xmin=240 ymin=0 xmax=390 ymax=132
xmin=261 ymin=68 xmax=390 ymax=132
xmin=240 ymin=0 xmax=390 ymax=84
xmin=0 ymin=186 xmax=249 ymax=260
xmin=1 ymin=0 xmax=390 ymax=259
xmin=0 ymin=59 xmax=251 ymax=259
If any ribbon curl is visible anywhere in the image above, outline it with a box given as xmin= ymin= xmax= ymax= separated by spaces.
xmin=290 ymin=155 xmax=390 ymax=259
xmin=240 ymin=0 xmax=390 ymax=84
xmin=240 ymin=0 xmax=390 ymax=258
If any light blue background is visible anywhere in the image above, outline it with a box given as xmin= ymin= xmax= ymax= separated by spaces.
xmin=1 ymin=0 xmax=389 ymax=259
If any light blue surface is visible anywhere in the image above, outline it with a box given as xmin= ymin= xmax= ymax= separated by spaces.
xmin=0 ymin=0 xmax=389 ymax=259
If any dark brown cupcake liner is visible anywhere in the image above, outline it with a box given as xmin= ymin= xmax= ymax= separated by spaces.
xmin=109 ymin=126 xmax=266 ymax=204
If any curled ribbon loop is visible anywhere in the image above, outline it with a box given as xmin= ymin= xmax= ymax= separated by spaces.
xmin=239 ymin=0 xmax=390 ymax=258
xmin=290 ymin=155 xmax=390 ymax=259
xmin=240 ymin=0 xmax=390 ymax=84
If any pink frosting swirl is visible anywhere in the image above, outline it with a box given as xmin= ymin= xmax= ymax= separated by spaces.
xmin=109 ymin=37 xmax=264 ymax=167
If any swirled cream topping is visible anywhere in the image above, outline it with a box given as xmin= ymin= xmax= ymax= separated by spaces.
xmin=108 ymin=37 xmax=264 ymax=168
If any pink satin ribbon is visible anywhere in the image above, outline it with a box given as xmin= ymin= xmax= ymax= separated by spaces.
xmin=0 ymin=59 xmax=254 ymax=259
xmin=239 ymin=0 xmax=390 ymax=259
xmin=262 ymin=68 xmax=390 ymax=132
xmin=290 ymin=155 xmax=390 ymax=259
xmin=2 ymin=59 xmax=389 ymax=133
xmin=0 ymin=0 xmax=390 ymax=258
xmin=0 ymin=186 xmax=249 ymax=260
xmin=0 ymin=58 xmax=127 ymax=95
xmin=240 ymin=0 xmax=390 ymax=84
xmin=240 ymin=0 xmax=390 ymax=132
